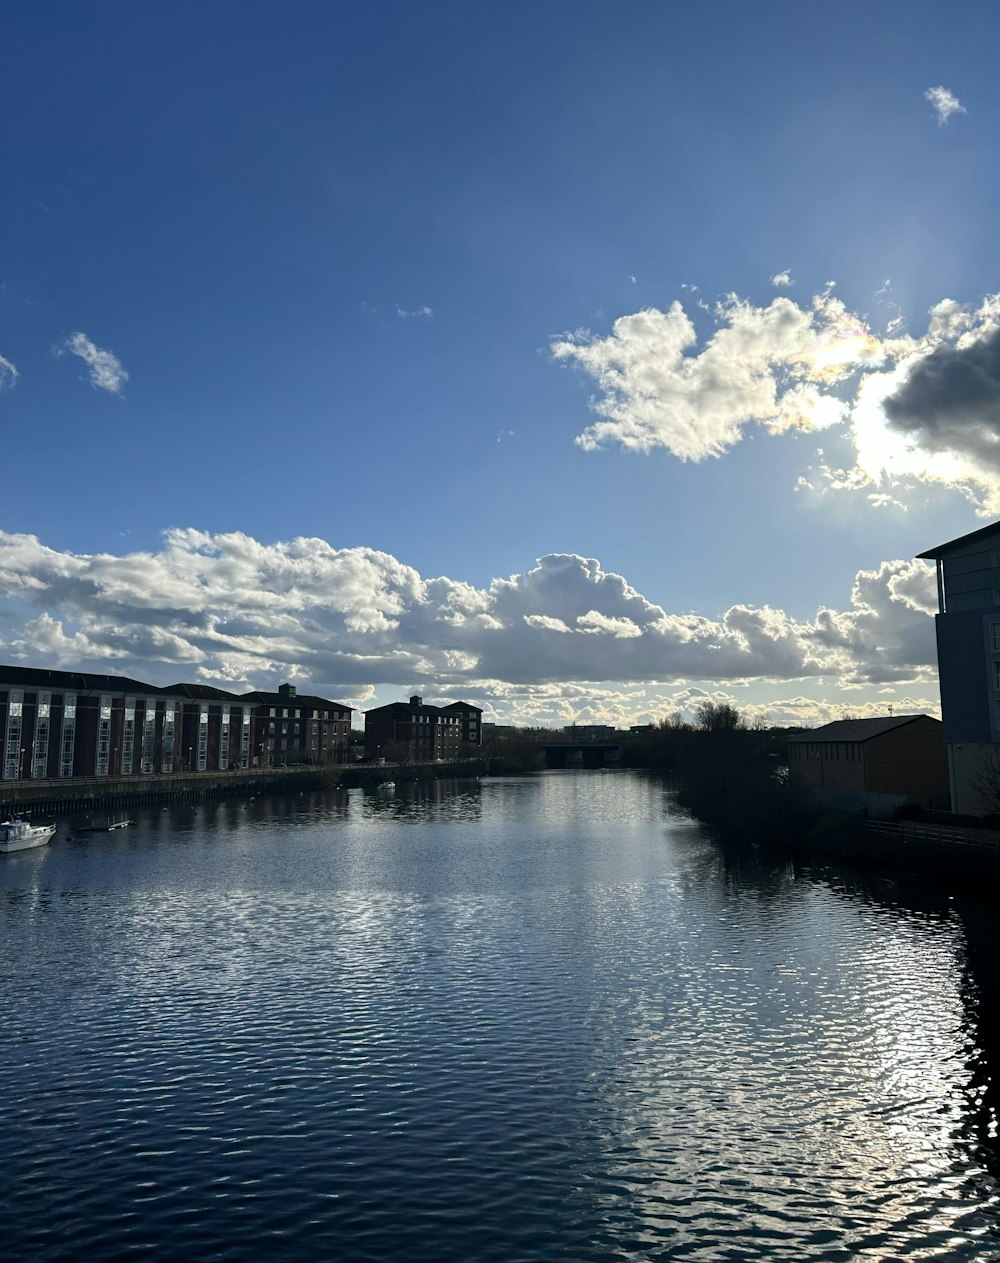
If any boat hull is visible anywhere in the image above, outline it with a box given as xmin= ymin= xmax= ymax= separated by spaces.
xmin=0 ymin=822 xmax=56 ymax=853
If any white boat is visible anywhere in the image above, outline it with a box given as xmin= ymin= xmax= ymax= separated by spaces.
xmin=0 ymin=818 xmax=56 ymax=854
xmin=376 ymin=781 xmax=396 ymax=791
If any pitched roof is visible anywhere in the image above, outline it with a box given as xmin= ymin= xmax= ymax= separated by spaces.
xmin=0 ymin=664 xmax=164 ymax=693
xmin=785 ymin=714 xmax=938 ymax=743
xmin=240 ymin=690 xmax=352 ymax=711
xmin=917 ymin=519 xmax=1000 ymax=559
xmin=166 ymin=682 xmax=245 ymax=701
xmin=366 ymin=698 xmax=482 ymax=715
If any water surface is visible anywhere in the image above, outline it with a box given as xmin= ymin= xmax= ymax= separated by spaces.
xmin=1 ymin=772 xmax=998 ymax=1260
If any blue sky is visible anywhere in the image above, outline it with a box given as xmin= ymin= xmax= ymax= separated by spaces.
xmin=2 ymin=0 xmax=999 ymax=727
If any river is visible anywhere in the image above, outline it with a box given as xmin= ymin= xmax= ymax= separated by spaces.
xmin=1 ymin=771 xmax=998 ymax=1261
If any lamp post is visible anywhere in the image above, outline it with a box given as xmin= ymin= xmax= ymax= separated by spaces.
xmin=111 ymin=746 xmax=117 ymax=779
xmin=188 ymin=746 xmax=193 ymax=773
xmin=20 ymin=747 xmax=25 ymax=781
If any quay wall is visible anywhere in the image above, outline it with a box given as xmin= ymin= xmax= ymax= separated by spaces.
xmin=0 ymin=767 xmax=325 ymax=816
xmin=0 ymin=759 xmax=487 ymax=817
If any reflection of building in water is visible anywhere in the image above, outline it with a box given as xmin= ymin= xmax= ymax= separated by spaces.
xmin=364 ymin=694 xmax=483 ymax=761
xmin=359 ymin=776 xmax=483 ymax=822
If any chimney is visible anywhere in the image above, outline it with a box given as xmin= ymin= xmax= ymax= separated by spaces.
xmin=278 ymin=683 xmax=297 ymax=699
xmin=410 ymin=695 xmax=422 ymax=707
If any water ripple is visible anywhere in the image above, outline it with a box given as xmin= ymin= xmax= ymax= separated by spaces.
xmin=0 ymin=773 xmax=998 ymax=1260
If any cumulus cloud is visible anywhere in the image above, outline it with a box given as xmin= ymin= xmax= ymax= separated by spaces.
xmin=555 ymin=284 xmax=1000 ymax=514
xmin=0 ymin=355 xmax=17 ymax=389
xmin=924 ymin=85 xmax=966 ymax=125
xmin=882 ymin=325 xmax=1000 ymax=464
xmin=770 ymin=270 xmax=793 ymax=288
xmin=60 ymin=332 xmax=128 ymax=394
xmin=552 ymin=291 xmax=883 ymax=460
xmin=0 ymin=530 xmax=938 ymax=727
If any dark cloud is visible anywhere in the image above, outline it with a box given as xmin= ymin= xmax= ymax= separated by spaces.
xmin=883 ymin=327 xmax=1000 ymax=461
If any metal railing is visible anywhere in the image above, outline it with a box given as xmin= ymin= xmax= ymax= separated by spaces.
xmin=865 ymin=819 xmax=1000 ymax=854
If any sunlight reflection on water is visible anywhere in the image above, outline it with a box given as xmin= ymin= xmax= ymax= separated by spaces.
xmin=0 ymin=771 xmax=997 ymax=1261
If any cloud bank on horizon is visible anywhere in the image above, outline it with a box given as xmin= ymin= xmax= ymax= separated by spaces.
xmin=0 ymin=528 xmax=938 ymax=728
xmin=553 ymin=288 xmax=1000 ymax=514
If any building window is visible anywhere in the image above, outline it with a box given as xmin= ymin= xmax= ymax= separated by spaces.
xmin=96 ymin=697 xmax=112 ymax=777
xmin=4 ymin=691 xmax=23 ymax=780
xmin=32 ymin=693 xmax=51 ymax=779
xmin=60 ymin=694 xmax=76 ymax=778
xmin=121 ymin=699 xmax=136 ymax=776
xmin=220 ymin=705 xmax=231 ymax=769
xmin=141 ymin=699 xmax=156 ymax=773
xmin=162 ymin=709 xmax=176 ymax=774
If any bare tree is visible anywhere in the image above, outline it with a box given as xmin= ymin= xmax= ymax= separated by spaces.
xmin=694 ymin=701 xmax=744 ymax=733
xmin=968 ymin=745 xmax=1000 ymax=816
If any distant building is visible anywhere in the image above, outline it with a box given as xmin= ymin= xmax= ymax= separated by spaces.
xmin=166 ymin=682 xmax=256 ymax=772
xmin=240 ymin=682 xmax=353 ymax=766
xmin=786 ymin=715 xmax=949 ymax=816
xmin=917 ymin=520 xmax=1000 ymax=813
xmin=0 ymin=666 xmax=352 ymax=778
xmin=0 ymin=665 xmax=184 ymax=779
xmin=364 ymin=694 xmax=483 ymax=761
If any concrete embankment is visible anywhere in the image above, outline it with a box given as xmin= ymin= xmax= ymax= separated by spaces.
xmin=0 ymin=759 xmax=492 ymax=818
xmin=0 ymin=768 xmax=326 ymax=817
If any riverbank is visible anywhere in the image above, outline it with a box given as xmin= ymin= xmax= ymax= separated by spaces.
xmin=0 ymin=757 xmax=518 ymax=819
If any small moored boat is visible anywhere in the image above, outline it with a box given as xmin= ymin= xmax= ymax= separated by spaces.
xmin=0 ymin=818 xmax=57 ymax=854
xmin=376 ymin=781 xmax=396 ymax=791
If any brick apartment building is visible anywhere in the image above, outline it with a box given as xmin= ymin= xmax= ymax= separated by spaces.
xmin=241 ymin=682 xmax=352 ymax=767
xmin=364 ymin=694 xmax=483 ymax=761
xmin=0 ymin=666 xmax=353 ymax=779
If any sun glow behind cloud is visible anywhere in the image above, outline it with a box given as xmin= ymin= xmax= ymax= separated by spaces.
xmin=555 ymin=287 xmax=1000 ymax=515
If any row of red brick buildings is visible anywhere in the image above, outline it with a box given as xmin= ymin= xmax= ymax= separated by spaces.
xmin=0 ymin=667 xmax=483 ymax=779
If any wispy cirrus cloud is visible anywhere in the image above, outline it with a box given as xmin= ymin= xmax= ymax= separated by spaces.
xmin=396 ymin=304 xmax=434 ymax=320
xmin=924 ymin=85 xmax=966 ymax=125
xmin=0 ymin=355 xmax=17 ymax=390
xmin=59 ymin=331 xmax=128 ymax=395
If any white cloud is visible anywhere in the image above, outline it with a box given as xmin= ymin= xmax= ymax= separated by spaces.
xmin=924 ymin=85 xmax=966 ymax=125
xmin=0 ymin=530 xmax=938 ymax=729
xmin=396 ymin=304 xmax=434 ymax=319
xmin=555 ymin=284 xmax=1000 ymax=515
xmin=0 ymin=355 xmax=17 ymax=389
xmin=60 ymin=332 xmax=128 ymax=395
xmin=552 ymin=291 xmax=883 ymax=461
xmin=770 ymin=270 xmax=793 ymax=288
